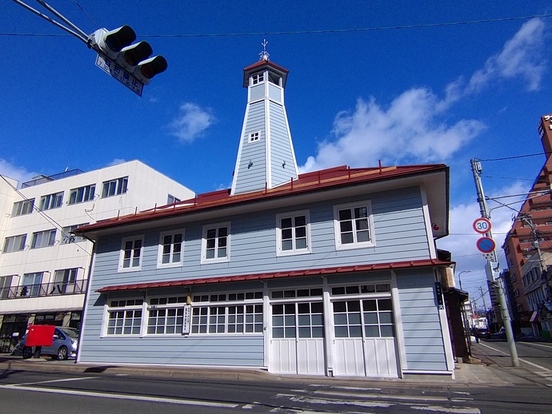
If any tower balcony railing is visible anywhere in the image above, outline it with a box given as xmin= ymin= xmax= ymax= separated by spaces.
xmin=0 ymin=279 xmax=88 ymax=300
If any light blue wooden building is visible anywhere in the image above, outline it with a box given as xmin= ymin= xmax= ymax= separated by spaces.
xmin=75 ymin=53 xmax=454 ymax=379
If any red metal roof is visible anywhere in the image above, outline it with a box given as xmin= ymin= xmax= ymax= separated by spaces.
xmin=97 ymin=258 xmax=452 ymax=293
xmin=75 ymin=164 xmax=447 ymax=235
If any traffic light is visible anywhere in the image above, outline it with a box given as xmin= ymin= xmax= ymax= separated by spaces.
xmin=90 ymin=25 xmax=167 ymax=85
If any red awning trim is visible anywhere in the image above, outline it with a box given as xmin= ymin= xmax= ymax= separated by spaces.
xmin=96 ymin=259 xmax=451 ymax=293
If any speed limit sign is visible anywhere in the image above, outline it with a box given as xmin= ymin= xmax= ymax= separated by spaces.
xmin=473 ymin=217 xmax=492 ymax=234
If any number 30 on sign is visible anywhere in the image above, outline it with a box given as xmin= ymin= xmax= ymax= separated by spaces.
xmin=473 ymin=217 xmax=492 ymax=234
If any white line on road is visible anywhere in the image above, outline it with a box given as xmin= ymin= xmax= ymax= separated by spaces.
xmin=0 ymin=383 xmax=238 ymax=408
xmin=478 ymin=342 xmax=552 ymax=373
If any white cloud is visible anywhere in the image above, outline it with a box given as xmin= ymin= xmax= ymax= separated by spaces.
xmin=167 ymin=102 xmax=216 ymax=143
xmin=0 ymin=159 xmax=36 ymax=187
xmin=469 ymin=18 xmax=547 ymax=93
xmin=300 ymin=18 xmax=548 ymax=173
xmin=300 ymin=90 xmax=485 ymax=172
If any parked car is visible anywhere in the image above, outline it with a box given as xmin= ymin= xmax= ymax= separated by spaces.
xmin=474 ymin=328 xmax=491 ymax=339
xmin=16 ymin=326 xmax=79 ymax=360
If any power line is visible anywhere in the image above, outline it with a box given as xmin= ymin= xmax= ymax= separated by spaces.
xmin=2 ymin=13 xmax=552 ymax=38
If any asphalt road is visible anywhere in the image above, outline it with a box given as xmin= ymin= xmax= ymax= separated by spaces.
xmin=478 ymin=338 xmax=552 ymax=373
xmin=1 ymin=365 xmax=552 ymax=413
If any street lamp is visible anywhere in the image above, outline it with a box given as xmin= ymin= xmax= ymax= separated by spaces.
xmin=457 ymin=270 xmax=473 ymax=290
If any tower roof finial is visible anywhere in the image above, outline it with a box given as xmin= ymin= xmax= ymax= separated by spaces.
xmin=259 ymin=39 xmax=270 ymax=61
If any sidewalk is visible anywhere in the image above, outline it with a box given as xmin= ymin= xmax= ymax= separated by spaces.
xmin=0 ymin=342 xmax=547 ymax=388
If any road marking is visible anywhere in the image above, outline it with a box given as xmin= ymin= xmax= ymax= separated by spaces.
xmin=8 ymin=377 xmax=94 ymax=386
xmin=478 ymin=342 xmax=552 ymax=373
xmin=0 ymin=383 xmax=238 ymax=408
xmin=312 ymin=389 xmax=450 ymax=402
xmin=410 ymin=405 xmax=480 ymax=413
xmin=525 ymin=342 xmax=552 ymax=350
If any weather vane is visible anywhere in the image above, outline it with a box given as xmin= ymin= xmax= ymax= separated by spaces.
xmin=259 ymin=39 xmax=270 ymax=61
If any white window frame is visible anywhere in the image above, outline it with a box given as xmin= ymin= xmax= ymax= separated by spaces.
xmin=201 ymin=222 xmax=230 ymax=264
xmin=12 ymin=199 xmax=34 ymax=217
xmin=68 ymin=184 xmax=96 ymax=205
xmin=146 ymin=295 xmax=188 ymax=335
xmin=30 ymin=229 xmax=57 ymax=249
xmin=118 ymin=235 xmax=144 ymax=272
xmin=333 ymin=201 xmax=375 ymax=250
xmin=276 ymin=210 xmax=311 ymax=256
xmin=157 ymin=229 xmax=184 ymax=267
xmin=103 ymin=298 xmax=144 ymax=336
xmin=61 ymin=224 xmax=87 ymax=244
xmin=39 ymin=191 xmax=63 ymax=210
xmin=3 ymin=234 xmax=27 ymax=253
xmin=248 ymin=131 xmax=260 ymax=143
xmin=102 ymin=176 xmax=128 ymax=198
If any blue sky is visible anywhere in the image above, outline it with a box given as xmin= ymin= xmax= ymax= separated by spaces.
xmin=2 ymin=1 xmax=552 ymax=308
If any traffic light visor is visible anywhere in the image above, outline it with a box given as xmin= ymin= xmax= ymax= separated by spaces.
xmin=104 ymin=25 xmax=136 ymax=53
xmin=121 ymin=41 xmax=153 ymax=67
xmin=138 ymin=56 xmax=168 ymax=79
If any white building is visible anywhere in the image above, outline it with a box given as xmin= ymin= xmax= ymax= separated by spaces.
xmin=0 ymin=160 xmax=194 ymax=352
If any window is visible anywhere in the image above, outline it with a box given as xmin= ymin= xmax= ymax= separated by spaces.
xmin=102 ymin=176 xmax=128 ymax=198
xmin=276 ymin=211 xmax=310 ymax=255
xmin=201 ymin=223 xmax=230 ymax=263
xmin=61 ymin=224 xmax=87 ymax=244
xmin=333 ymin=298 xmax=394 ymax=338
xmin=249 ymin=131 xmax=260 ymax=142
xmin=3 ymin=234 xmax=26 ymax=253
xmin=22 ymin=272 xmax=43 ymax=297
xmin=39 ymin=191 xmax=63 ymax=210
xmin=12 ymin=199 xmax=34 ymax=217
xmin=192 ymin=300 xmax=263 ymax=335
xmin=167 ymin=194 xmax=180 ymax=204
xmin=51 ymin=268 xmax=79 ymax=295
xmin=69 ymin=184 xmax=96 ymax=204
xmin=333 ymin=202 xmax=375 ymax=249
xmin=31 ymin=229 xmax=56 ymax=249
xmin=252 ymin=72 xmax=264 ymax=84
xmin=147 ymin=296 xmax=187 ymax=335
xmin=0 ymin=275 xmax=13 ymax=300
xmin=158 ymin=230 xmax=184 ymax=267
xmin=119 ymin=236 xmax=144 ymax=271
xmin=106 ymin=299 xmax=143 ymax=335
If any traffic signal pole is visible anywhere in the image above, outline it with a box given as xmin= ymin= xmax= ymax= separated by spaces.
xmin=12 ymin=0 xmax=167 ymax=95
xmin=13 ymin=0 xmax=88 ymax=43
xmin=471 ymin=158 xmax=519 ymax=367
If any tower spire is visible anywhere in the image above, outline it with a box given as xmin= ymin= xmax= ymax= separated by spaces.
xmin=230 ymin=47 xmax=298 ymax=196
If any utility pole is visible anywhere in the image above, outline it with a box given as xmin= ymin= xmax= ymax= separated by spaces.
xmin=471 ymin=159 xmax=519 ymax=367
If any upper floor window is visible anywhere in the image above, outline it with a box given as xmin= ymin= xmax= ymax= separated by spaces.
xmin=3 ymin=234 xmax=26 ymax=253
xmin=40 ymin=191 xmax=63 ymax=210
xmin=12 ymin=199 xmax=34 ymax=217
xmin=69 ymin=184 xmax=96 ymax=205
xmin=252 ymin=73 xmax=264 ymax=85
xmin=61 ymin=224 xmax=87 ymax=244
xmin=167 ymin=194 xmax=180 ymax=204
xmin=31 ymin=229 xmax=56 ymax=249
xmin=102 ymin=176 xmax=128 ymax=198
xmin=22 ymin=272 xmax=43 ymax=297
xmin=0 ymin=275 xmax=13 ymax=300
xmin=276 ymin=211 xmax=311 ymax=256
xmin=158 ymin=230 xmax=184 ymax=267
xmin=201 ymin=223 xmax=229 ymax=263
xmin=333 ymin=202 xmax=375 ymax=250
xmin=119 ymin=235 xmax=144 ymax=271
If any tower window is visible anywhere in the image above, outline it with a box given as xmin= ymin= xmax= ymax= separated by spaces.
xmin=252 ymin=73 xmax=264 ymax=85
xmin=249 ymin=132 xmax=260 ymax=143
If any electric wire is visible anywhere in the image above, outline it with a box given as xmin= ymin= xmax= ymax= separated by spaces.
xmin=0 ymin=175 xmax=92 ymax=256
xmin=1 ymin=13 xmax=552 ymax=38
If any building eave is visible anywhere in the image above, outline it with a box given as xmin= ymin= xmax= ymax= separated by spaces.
xmin=75 ymin=164 xmax=449 ymax=238
xmin=96 ymin=258 xmax=453 ymax=293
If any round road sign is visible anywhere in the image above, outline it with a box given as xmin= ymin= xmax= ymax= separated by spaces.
xmin=473 ymin=217 xmax=492 ymax=234
xmin=476 ymin=236 xmax=496 ymax=253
